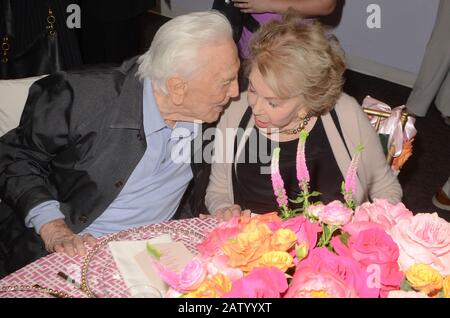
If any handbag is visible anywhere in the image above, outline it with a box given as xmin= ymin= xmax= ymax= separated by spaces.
xmin=0 ymin=0 xmax=62 ymax=79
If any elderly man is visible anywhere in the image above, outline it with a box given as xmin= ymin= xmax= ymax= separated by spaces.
xmin=0 ymin=11 xmax=239 ymax=276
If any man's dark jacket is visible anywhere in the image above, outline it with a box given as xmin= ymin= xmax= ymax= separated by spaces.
xmin=0 ymin=58 xmax=213 ymax=277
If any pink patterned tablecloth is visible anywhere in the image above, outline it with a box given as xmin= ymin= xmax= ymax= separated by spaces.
xmin=0 ymin=217 xmax=218 ymax=298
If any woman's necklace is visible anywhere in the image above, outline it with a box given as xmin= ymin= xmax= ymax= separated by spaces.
xmin=277 ymin=114 xmax=311 ymax=135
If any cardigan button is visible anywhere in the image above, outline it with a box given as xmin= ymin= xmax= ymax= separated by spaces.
xmin=115 ymin=180 xmax=124 ymax=188
xmin=78 ymin=214 xmax=89 ymax=224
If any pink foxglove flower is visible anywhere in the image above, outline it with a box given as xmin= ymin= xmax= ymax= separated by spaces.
xmin=271 ymin=147 xmax=288 ymax=208
xmin=296 ymin=130 xmax=310 ymax=192
xmin=343 ymin=144 xmax=364 ymax=205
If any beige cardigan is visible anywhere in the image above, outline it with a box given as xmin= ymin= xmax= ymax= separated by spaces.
xmin=205 ymin=92 xmax=402 ymax=214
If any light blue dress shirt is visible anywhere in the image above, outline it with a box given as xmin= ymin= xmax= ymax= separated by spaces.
xmin=25 ymin=79 xmax=199 ymax=237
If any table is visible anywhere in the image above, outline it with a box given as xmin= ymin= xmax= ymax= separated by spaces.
xmin=0 ymin=217 xmax=218 ymax=298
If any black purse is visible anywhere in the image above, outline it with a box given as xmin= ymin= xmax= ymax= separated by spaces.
xmin=0 ymin=0 xmax=62 ymax=79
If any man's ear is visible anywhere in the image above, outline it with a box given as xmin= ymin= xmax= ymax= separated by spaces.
xmin=166 ymin=76 xmax=187 ymax=105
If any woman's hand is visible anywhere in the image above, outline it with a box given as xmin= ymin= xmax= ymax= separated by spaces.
xmin=213 ymin=204 xmax=251 ymax=221
xmin=232 ymin=0 xmax=274 ymax=14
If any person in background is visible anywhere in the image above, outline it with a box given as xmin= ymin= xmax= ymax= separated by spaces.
xmin=406 ymin=0 xmax=449 ymax=126
xmin=433 ymin=176 xmax=450 ymax=211
xmin=205 ymin=13 xmax=401 ymax=221
xmin=0 ymin=11 xmax=239 ymax=277
xmin=228 ymin=0 xmax=337 ymax=59
xmin=405 ymin=0 xmax=450 ymax=211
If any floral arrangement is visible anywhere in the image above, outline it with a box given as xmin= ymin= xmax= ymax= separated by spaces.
xmin=150 ymin=130 xmax=450 ymax=298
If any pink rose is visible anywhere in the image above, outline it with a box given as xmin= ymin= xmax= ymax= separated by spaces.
xmin=342 ymin=221 xmax=384 ymax=237
xmin=354 ymin=199 xmax=413 ymax=230
xmin=197 ymin=216 xmax=242 ymax=257
xmin=387 ymin=290 xmax=429 ymax=298
xmin=317 ymin=200 xmax=353 ymax=226
xmin=332 ymin=228 xmax=404 ymax=297
xmin=285 ymin=267 xmax=356 ymax=298
xmin=153 ymin=257 xmax=207 ymax=293
xmin=389 ymin=213 xmax=450 ymax=275
xmin=223 ymin=267 xmax=288 ymax=298
xmin=281 ymin=215 xmax=322 ymax=247
xmin=306 ymin=204 xmax=325 ymax=218
xmin=298 ymin=247 xmax=378 ymax=297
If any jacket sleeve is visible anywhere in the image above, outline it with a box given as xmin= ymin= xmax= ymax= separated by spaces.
xmin=0 ymin=74 xmax=73 ymax=221
xmin=354 ymin=101 xmax=403 ymax=204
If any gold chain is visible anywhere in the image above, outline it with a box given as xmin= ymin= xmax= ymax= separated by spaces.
xmin=0 ymin=284 xmax=73 ymax=298
xmin=46 ymin=8 xmax=56 ymax=36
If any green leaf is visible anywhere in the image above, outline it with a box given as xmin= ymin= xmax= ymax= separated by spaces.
xmin=309 ymin=191 xmax=322 ymax=197
xmin=289 ymin=197 xmax=304 ymax=204
xmin=339 ymin=232 xmax=350 ymax=246
xmin=146 ymin=242 xmax=162 ymax=259
xmin=400 ymin=279 xmax=413 ymax=292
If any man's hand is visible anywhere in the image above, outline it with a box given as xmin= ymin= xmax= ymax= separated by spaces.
xmin=213 ymin=204 xmax=251 ymax=221
xmin=39 ymin=219 xmax=97 ymax=257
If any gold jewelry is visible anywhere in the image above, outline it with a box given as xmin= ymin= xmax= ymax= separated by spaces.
xmin=278 ymin=113 xmax=311 ymax=135
xmin=0 ymin=284 xmax=73 ymax=298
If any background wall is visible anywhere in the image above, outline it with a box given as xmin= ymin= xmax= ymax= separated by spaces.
xmin=332 ymin=0 xmax=440 ymax=87
xmin=157 ymin=0 xmax=440 ymax=87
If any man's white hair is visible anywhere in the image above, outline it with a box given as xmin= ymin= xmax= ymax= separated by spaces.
xmin=137 ymin=10 xmax=233 ymax=93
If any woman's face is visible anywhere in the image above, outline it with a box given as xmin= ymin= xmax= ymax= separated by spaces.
xmin=247 ymin=66 xmax=304 ymax=131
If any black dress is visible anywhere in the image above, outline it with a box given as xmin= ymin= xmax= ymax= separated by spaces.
xmin=232 ymin=113 xmax=344 ymax=214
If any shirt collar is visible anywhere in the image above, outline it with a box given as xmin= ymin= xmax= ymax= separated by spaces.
xmin=171 ymin=121 xmax=201 ymax=140
xmin=143 ymin=79 xmax=167 ymax=136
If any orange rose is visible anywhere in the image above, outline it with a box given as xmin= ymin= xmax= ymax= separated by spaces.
xmin=223 ymin=220 xmax=273 ymax=272
xmin=222 ymin=220 xmax=272 ymax=272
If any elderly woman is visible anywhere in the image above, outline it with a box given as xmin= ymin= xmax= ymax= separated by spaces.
xmin=205 ymin=14 xmax=402 ymax=220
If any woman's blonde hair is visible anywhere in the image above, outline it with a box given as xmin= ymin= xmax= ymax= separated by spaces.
xmin=246 ymin=12 xmax=346 ymax=115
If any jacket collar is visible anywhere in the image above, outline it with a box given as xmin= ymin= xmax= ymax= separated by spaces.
xmin=110 ymin=58 xmax=144 ymax=130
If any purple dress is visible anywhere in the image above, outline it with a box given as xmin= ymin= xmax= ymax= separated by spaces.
xmin=238 ymin=13 xmax=282 ymax=59
xmin=238 ymin=13 xmax=316 ymax=59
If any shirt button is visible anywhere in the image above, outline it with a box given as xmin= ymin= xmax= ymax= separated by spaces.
xmin=115 ymin=180 xmax=124 ymax=188
xmin=79 ymin=214 xmax=89 ymax=224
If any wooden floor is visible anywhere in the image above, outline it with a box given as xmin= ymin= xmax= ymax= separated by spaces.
xmin=141 ymin=12 xmax=450 ymax=220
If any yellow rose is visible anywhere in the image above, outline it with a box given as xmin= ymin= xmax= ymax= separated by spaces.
xmin=443 ymin=276 xmax=450 ymax=298
xmin=259 ymin=251 xmax=294 ymax=272
xmin=184 ymin=273 xmax=231 ymax=298
xmin=270 ymin=229 xmax=297 ymax=251
xmin=406 ymin=264 xmax=443 ymax=295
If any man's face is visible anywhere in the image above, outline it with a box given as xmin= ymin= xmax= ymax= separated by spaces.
xmin=182 ymin=39 xmax=240 ymax=123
